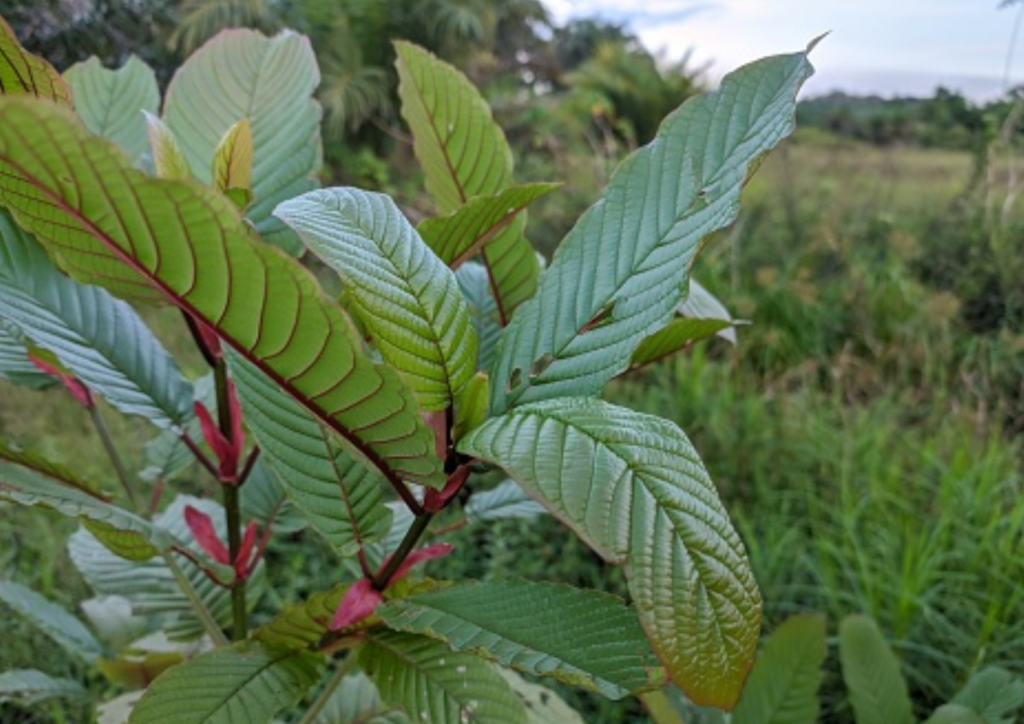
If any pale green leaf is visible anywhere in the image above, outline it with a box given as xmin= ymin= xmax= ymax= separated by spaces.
xmin=0 ymin=321 xmax=55 ymax=389
xmin=81 ymin=595 xmax=150 ymax=652
xmin=275 ymin=188 xmax=478 ymax=411
xmin=97 ymin=691 xmax=145 ymax=724
xmin=951 ymin=667 xmax=1024 ymax=724
xmin=490 ymin=50 xmax=814 ymax=412
xmin=378 ymin=579 xmax=655 ymax=699
xmin=394 ymin=40 xmax=539 ymax=320
xmin=0 ymin=446 xmax=171 ymax=551
xmin=212 ymin=118 xmax=254 ymax=196
xmin=230 ymin=353 xmax=392 ymax=553
xmin=458 ymin=398 xmax=761 ymax=709
xmin=0 ymin=97 xmax=443 ymax=489
xmin=0 ymin=669 xmax=87 ymax=707
xmin=163 ymin=29 xmax=322 ymax=253
xmin=312 ymin=672 xmax=410 ymax=724
xmin=680 ymin=279 xmax=737 ymax=343
xmin=417 ymin=184 xmax=558 ymax=268
xmin=128 ymin=642 xmax=324 ymax=724
xmin=464 ymin=481 xmax=547 ymax=523
xmin=64 ymin=56 xmax=159 ymax=162
xmin=839 ymin=615 xmax=914 ymax=724
xmin=924 ymin=705 xmax=986 ymax=724
xmin=0 ymin=16 xmax=72 ymax=106
xmin=145 ymin=111 xmax=192 ymax=180
xmin=731 ymin=614 xmax=826 ymax=724
xmin=498 ymin=669 xmax=586 ymax=724
xmin=359 ymin=630 xmax=528 ymax=724
xmin=456 ymin=261 xmax=502 ymax=373
xmin=0 ymin=209 xmax=195 ymax=429
xmin=0 ymin=580 xmax=104 ymax=662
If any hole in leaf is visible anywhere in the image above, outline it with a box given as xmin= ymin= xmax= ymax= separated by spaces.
xmin=529 ymin=353 xmax=554 ymax=379
xmin=507 ymin=367 xmax=523 ymax=392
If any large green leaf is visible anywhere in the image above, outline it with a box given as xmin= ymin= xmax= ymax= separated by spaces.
xmin=276 ymin=188 xmax=478 ymax=411
xmin=458 ymin=398 xmax=761 ymax=709
xmin=230 ymin=353 xmax=392 ymax=553
xmin=416 ymin=184 xmax=558 ymax=268
xmin=950 ymin=667 xmax=1024 ymax=724
xmin=731 ymin=614 xmax=826 ymax=724
xmin=312 ymin=672 xmax=410 ymax=724
xmin=0 ymin=580 xmax=104 ymax=662
xmin=489 ymin=49 xmax=814 ymax=412
xmin=924 ymin=706 xmax=986 ymax=724
xmin=0 ymin=444 xmax=170 ymax=551
xmin=839 ymin=615 xmax=914 ymax=724
xmin=0 ymin=321 xmax=54 ymax=388
xmin=378 ymin=579 xmax=655 ymax=699
xmin=0 ymin=669 xmax=87 ymax=707
xmin=0 ymin=16 xmax=72 ymax=106
xmin=162 ymin=29 xmax=322 ymax=253
xmin=395 ymin=40 xmax=539 ymax=321
xmin=0 ymin=210 xmax=194 ymax=429
xmin=0 ymin=97 xmax=443 ymax=490
xmin=239 ymin=457 xmax=307 ymax=534
xmin=64 ymin=56 xmax=159 ymax=163
xmin=128 ymin=641 xmax=323 ymax=724
xmin=359 ymin=630 xmax=528 ymax=724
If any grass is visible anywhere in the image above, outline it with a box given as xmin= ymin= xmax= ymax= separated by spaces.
xmin=2 ymin=132 xmax=1023 ymax=722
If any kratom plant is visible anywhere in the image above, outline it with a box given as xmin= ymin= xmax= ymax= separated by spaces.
xmin=0 ymin=15 xmax=818 ymax=723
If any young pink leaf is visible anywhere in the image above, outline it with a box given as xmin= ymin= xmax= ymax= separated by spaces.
xmin=330 ymin=578 xmax=381 ymax=631
xmin=423 ymin=467 xmax=469 ymax=513
xmin=184 ymin=504 xmax=230 ymax=566
xmin=236 ymin=520 xmax=259 ymax=580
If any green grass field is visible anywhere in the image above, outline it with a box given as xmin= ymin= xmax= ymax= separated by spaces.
xmin=2 ymin=133 xmax=1023 ymax=722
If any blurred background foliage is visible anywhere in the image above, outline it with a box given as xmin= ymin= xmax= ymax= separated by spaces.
xmin=1 ymin=1 xmax=1024 ymax=723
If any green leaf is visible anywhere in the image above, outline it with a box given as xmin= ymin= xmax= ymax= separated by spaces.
xmin=276 ymin=188 xmax=478 ymax=411
xmin=163 ymin=29 xmax=322 ymax=254
xmin=924 ymin=706 xmax=986 ymax=724
xmin=630 ymin=318 xmax=735 ymax=370
xmin=359 ymin=630 xmax=528 ymax=724
xmin=0 ymin=669 xmax=87 ymax=707
xmin=144 ymin=111 xmax=192 ymax=180
xmin=456 ymin=261 xmax=502 ymax=373
xmin=255 ymin=583 xmax=346 ymax=650
xmin=417 ymin=184 xmax=558 ymax=268
xmin=239 ymin=457 xmax=307 ymax=534
xmin=64 ymin=56 xmax=159 ymax=163
xmin=394 ymin=40 xmax=540 ymax=321
xmin=0 ymin=97 xmax=444 ymax=490
xmin=211 ymin=118 xmax=254 ymax=198
xmin=0 ymin=580 xmax=104 ymax=662
xmin=464 ymin=481 xmax=546 ymax=523
xmin=0 ymin=16 xmax=72 ymax=106
xmin=950 ymin=667 xmax=1024 ymax=724
xmin=498 ymin=669 xmax=586 ymax=724
xmin=128 ymin=641 xmax=324 ymax=724
xmin=731 ymin=614 xmax=826 ymax=724
xmin=0 ymin=444 xmax=171 ymax=551
xmin=312 ymin=672 xmax=411 ymax=724
xmin=839 ymin=615 xmax=914 ymax=724
xmin=0 ymin=321 xmax=54 ymax=388
xmin=458 ymin=398 xmax=761 ymax=709
xmin=489 ymin=49 xmax=814 ymax=412
xmin=378 ymin=579 xmax=655 ymax=699
xmin=0 ymin=210 xmax=195 ymax=429
xmin=230 ymin=353 xmax=393 ymax=553
xmin=680 ymin=279 xmax=737 ymax=343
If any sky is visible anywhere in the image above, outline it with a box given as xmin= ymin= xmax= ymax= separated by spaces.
xmin=544 ymin=0 xmax=1020 ymax=102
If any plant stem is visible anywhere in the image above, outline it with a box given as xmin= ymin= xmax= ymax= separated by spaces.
xmin=296 ymin=656 xmax=354 ymax=724
xmin=222 ymin=477 xmax=246 ymax=640
xmin=372 ymin=512 xmax=433 ymax=590
xmin=163 ymin=551 xmax=229 ymax=647
xmin=214 ymin=358 xmax=247 ymax=640
xmin=87 ymin=403 xmax=138 ymax=512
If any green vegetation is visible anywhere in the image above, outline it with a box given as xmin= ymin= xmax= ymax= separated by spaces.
xmin=2 ymin=3 xmax=1024 ymax=724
